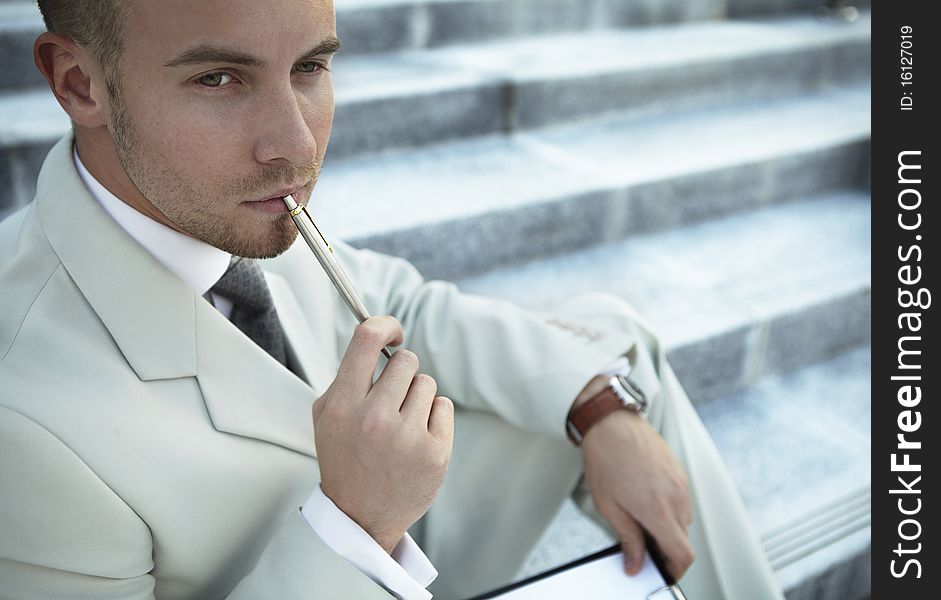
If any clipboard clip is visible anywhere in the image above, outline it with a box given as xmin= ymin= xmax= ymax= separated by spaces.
xmin=648 ymin=583 xmax=688 ymax=600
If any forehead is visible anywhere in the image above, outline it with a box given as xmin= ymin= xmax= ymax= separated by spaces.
xmin=123 ymin=0 xmax=336 ymax=61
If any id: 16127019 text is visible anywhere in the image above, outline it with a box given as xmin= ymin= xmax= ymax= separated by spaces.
xmin=900 ymin=26 xmax=913 ymax=111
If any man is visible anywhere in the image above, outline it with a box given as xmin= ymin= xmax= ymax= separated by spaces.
xmin=0 ymin=1 xmax=784 ymax=598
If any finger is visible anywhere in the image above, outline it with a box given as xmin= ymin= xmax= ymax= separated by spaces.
xmin=336 ymin=316 xmax=404 ymax=398
xmin=669 ymin=470 xmax=694 ymax=531
xmin=401 ymin=373 xmax=437 ymax=421
xmin=646 ymin=514 xmax=695 ymax=581
xmin=427 ymin=396 xmax=454 ymax=442
xmin=369 ymin=349 xmax=421 ymax=411
xmin=601 ymin=502 xmax=647 ymax=575
xmin=679 ymin=489 xmax=694 ymax=531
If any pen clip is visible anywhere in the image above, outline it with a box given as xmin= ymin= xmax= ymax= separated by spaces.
xmin=301 ymin=206 xmax=333 ymax=253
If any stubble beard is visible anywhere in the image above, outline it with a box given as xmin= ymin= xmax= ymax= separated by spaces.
xmin=107 ymin=76 xmax=322 ymax=259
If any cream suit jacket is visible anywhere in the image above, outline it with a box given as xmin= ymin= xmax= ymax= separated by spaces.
xmin=0 ymin=134 xmax=657 ymax=599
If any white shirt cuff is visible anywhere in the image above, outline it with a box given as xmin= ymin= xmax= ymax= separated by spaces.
xmin=301 ymin=484 xmax=438 ymax=600
xmin=599 ymin=354 xmax=632 ymax=377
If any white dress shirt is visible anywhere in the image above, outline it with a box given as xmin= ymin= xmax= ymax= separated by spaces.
xmin=73 ymin=148 xmax=437 ymax=600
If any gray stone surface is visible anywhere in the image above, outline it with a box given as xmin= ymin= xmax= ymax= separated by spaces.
xmin=0 ymin=2 xmax=44 ymax=92
xmin=319 ymin=0 xmax=744 ymax=55
xmin=700 ymin=345 xmax=870 ymax=600
xmin=456 ymin=191 xmax=870 ymax=402
xmin=778 ymin=527 xmax=870 ymax=600
xmin=0 ymin=14 xmax=871 ymax=207
xmin=1 ymin=0 xmax=835 ymax=93
xmin=425 ymin=12 xmax=871 ymax=129
xmin=424 ymin=0 xmax=593 ymax=47
xmin=312 ymin=86 xmax=869 ymax=280
xmin=330 ymin=65 xmax=508 ymax=159
xmin=332 ymin=11 xmax=872 ymax=154
xmin=726 ymin=0 xmax=822 ymax=16
xmin=729 ymin=0 xmax=871 ymax=18
xmin=0 ymin=89 xmax=69 ymax=217
xmin=516 ymin=344 xmax=870 ymax=600
xmin=665 ymin=326 xmax=752 ymax=406
xmin=336 ymin=0 xmax=419 ymax=55
xmin=764 ymin=289 xmax=871 ymax=374
xmin=0 ymin=139 xmax=53 ymax=219
xmin=698 ymin=345 xmax=870 ymax=533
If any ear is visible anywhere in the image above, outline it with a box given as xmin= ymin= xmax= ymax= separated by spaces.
xmin=33 ymin=32 xmax=111 ymax=128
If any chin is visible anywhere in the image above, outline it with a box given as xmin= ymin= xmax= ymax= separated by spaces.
xmin=198 ymin=216 xmax=297 ymax=259
xmin=243 ymin=222 xmax=299 ymax=259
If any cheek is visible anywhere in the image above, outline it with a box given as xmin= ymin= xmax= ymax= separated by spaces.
xmin=140 ymin=101 xmax=246 ymax=170
xmin=306 ymin=87 xmax=335 ymax=150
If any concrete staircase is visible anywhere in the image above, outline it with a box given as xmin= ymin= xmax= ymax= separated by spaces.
xmin=0 ymin=1 xmax=871 ymax=598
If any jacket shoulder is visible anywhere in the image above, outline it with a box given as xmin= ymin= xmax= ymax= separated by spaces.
xmin=0 ymin=405 xmax=154 ymax=578
xmin=0 ymin=203 xmax=63 ymax=360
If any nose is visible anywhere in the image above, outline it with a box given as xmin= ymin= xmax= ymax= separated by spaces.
xmin=253 ymin=85 xmax=320 ymax=168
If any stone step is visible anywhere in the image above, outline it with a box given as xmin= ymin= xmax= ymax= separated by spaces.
xmin=0 ymin=2 xmax=46 ymax=92
xmin=515 ymin=344 xmax=871 ymax=600
xmin=731 ymin=0 xmax=872 ymax=18
xmin=0 ymin=0 xmax=869 ymax=92
xmin=0 ymin=10 xmax=870 ymax=216
xmin=456 ymin=189 xmax=870 ymax=404
xmin=0 ymin=86 xmax=870 ymax=257
xmin=328 ymin=10 xmax=869 ymax=158
xmin=317 ymin=85 xmax=869 ymax=281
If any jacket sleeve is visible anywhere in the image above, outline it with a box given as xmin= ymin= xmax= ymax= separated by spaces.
xmin=0 ymin=406 xmax=394 ymax=600
xmin=330 ymin=239 xmax=646 ymax=442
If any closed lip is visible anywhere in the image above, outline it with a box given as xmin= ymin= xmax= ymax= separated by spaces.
xmin=244 ymin=184 xmax=306 ymax=204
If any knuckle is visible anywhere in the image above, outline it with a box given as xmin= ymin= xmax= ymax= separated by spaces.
xmin=359 ymin=410 xmax=391 ymax=439
xmin=653 ymin=496 xmax=672 ymax=520
xmin=415 ymin=373 xmax=437 ymax=394
xmin=433 ymin=447 xmax=451 ymax=471
xmin=395 ymin=349 xmax=419 ymax=371
xmin=387 ymin=315 xmax=404 ymax=334
xmin=319 ymin=396 xmax=342 ymax=420
xmin=354 ymin=321 xmax=382 ymax=346
xmin=670 ymin=477 xmax=689 ymax=502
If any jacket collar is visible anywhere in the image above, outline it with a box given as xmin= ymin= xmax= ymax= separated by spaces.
xmin=36 ymin=133 xmax=319 ymax=458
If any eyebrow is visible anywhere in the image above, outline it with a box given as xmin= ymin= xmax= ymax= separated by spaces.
xmin=163 ymin=37 xmax=341 ymax=68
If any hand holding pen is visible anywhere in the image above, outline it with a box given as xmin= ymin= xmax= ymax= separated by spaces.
xmin=281 ymin=195 xmax=455 ymax=552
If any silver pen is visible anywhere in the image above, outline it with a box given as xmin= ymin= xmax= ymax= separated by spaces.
xmin=282 ymin=194 xmax=392 ymax=359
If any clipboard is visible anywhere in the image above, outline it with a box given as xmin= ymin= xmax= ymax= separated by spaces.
xmin=464 ymin=542 xmax=688 ymax=600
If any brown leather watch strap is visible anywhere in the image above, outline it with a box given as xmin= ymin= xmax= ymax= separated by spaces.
xmin=566 ymin=386 xmax=624 ymax=446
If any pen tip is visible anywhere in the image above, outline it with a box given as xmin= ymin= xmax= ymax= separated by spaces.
xmin=282 ymin=194 xmax=298 ymax=210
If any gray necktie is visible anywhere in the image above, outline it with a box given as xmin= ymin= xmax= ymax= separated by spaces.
xmin=209 ymin=256 xmax=288 ymax=366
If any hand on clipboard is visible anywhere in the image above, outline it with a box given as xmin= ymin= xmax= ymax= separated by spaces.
xmin=466 ymin=541 xmax=688 ymax=600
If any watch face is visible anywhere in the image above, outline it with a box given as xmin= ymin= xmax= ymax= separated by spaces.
xmin=613 ymin=374 xmax=649 ymax=413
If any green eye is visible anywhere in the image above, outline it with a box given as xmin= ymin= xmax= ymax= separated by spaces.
xmin=197 ymin=72 xmax=232 ymax=87
xmin=296 ymin=61 xmax=322 ymax=73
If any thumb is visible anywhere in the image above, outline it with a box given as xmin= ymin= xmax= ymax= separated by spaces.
xmin=604 ymin=504 xmax=647 ymax=575
xmin=312 ymin=394 xmax=326 ymax=422
xmin=428 ymin=396 xmax=455 ymax=442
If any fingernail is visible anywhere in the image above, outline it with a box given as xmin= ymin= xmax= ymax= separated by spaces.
xmin=623 ymin=553 xmax=633 ymax=573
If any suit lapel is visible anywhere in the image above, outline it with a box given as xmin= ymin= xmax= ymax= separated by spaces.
xmin=264 ymin=270 xmax=337 ymax=393
xmin=36 ymin=133 xmax=319 ymax=459
xmin=194 ymin=297 xmax=317 ymax=458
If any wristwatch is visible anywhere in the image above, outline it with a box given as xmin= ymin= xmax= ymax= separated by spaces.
xmin=566 ymin=372 xmax=649 ymax=446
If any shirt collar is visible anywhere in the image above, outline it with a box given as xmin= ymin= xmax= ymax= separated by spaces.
xmin=72 ymin=146 xmax=231 ymax=296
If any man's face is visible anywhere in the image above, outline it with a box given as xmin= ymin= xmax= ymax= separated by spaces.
xmin=107 ymin=0 xmax=337 ymax=258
